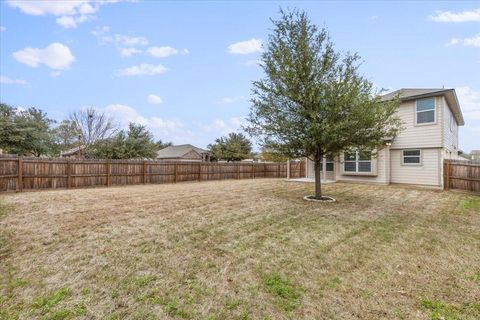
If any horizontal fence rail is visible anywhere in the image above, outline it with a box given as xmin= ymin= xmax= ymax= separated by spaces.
xmin=444 ymin=160 xmax=480 ymax=193
xmin=0 ymin=157 xmax=305 ymax=192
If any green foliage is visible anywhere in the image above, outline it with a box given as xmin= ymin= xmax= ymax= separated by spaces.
xmin=155 ymin=139 xmax=173 ymax=150
xmin=260 ymin=148 xmax=289 ymax=162
xmin=53 ymin=120 xmax=81 ymax=153
xmin=208 ymin=132 xmax=252 ymax=162
xmin=246 ymin=9 xmax=402 ymax=197
xmin=0 ymin=103 xmax=57 ymax=156
xmin=90 ymin=123 xmax=158 ymax=159
xmin=263 ymin=273 xmax=301 ymax=311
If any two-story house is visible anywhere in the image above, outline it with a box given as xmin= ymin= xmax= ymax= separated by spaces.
xmin=301 ymin=88 xmax=465 ymax=188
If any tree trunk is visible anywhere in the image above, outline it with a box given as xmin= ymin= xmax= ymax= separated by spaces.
xmin=314 ymin=150 xmax=322 ymax=200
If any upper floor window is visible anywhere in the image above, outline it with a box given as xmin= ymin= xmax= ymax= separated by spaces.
xmin=416 ymin=98 xmax=435 ymax=124
xmin=344 ymin=150 xmax=372 ymax=173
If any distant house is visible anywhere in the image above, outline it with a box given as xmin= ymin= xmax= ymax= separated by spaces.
xmin=156 ymin=144 xmax=210 ymax=162
xmin=471 ymin=150 xmax=480 ymax=161
xmin=60 ymin=145 xmax=86 ymax=159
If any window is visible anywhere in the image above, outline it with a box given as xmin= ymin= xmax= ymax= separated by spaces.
xmin=450 ymin=114 xmax=455 ymax=132
xmin=416 ymin=98 xmax=435 ymax=124
xmin=402 ymin=149 xmax=421 ymax=165
xmin=344 ymin=150 xmax=372 ymax=173
xmin=320 ymin=155 xmax=334 ymax=171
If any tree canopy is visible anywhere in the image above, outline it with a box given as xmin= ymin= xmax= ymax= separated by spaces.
xmin=91 ymin=123 xmax=158 ymax=159
xmin=0 ymin=103 xmax=56 ymax=157
xmin=246 ymin=9 xmax=402 ymax=199
xmin=208 ymin=132 xmax=252 ymax=162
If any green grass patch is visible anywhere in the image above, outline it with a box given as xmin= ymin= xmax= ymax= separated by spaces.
xmin=456 ymin=197 xmax=480 ymax=215
xmin=132 ymin=275 xmax=156 ymax=287
xmin=33 ymin=287 xmax=72 ymax=313
xmin=420 ymin=299 xmax=480 ymax=320
xmin=263 ymin=273 xmax=301 ymax=311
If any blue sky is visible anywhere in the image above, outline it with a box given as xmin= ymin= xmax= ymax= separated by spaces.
xmin=1 ymin=1 xmax=479 ymax=152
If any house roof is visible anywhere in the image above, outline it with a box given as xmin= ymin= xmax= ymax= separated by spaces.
xmin=156 ymin=144 xmax=209 ymax=159
xmin=380 ymin=88 xmax=465 ymax=126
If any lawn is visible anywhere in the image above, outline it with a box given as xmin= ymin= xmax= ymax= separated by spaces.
xmin=1 ymin=179 xmax=479 ymax=320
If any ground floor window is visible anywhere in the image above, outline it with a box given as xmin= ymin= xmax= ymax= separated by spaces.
xmin=344 ymin=150 xmax=372 ymax=173
xmin=320 ymin=155 xmax=334 ymax=171
xmin=402 ymin=149 xmax=421 ymax=165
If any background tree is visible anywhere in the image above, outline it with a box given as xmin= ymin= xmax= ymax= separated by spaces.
xmin=53 ymin=120 xmax=81 ymax=152
xmin=0 ymin=103 xmax=56 ymax=156
xmin=260 ymin=148 xmax=289 ymax=162
xmin=70 ymin=107 xmax=117 ymax=154
xmin=208 ymin=132 xmax=252 ymax=162
xmin=155 ymin=139 xmax=173 ymax=151
xmin=91 ymin=123 xmax=158 ymax=159
xmin=246 ymin=9 xmax=402 ymax=200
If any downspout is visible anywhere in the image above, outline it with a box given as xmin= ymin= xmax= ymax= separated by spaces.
xmin=322 ymin=155 xmax=327 ymax=183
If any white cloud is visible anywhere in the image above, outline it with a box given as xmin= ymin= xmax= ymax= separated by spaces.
xmin=147 ymin=94 xmax=163 ymax=105
xmin=102 ymin=104 xmax=181 ymax=136
xmin=446 ymin=34 xmax=480 ymax=47
xmin=146 ymin=46 xmax=189 ymax=58
xmin=13 ymin=42 xmax=75 ymax=70
xmin=198 ymin=117 xmax=247 ymax=135
xmin=7 ymin=0 xmax=129 ymax=28
xmin=456 ymin=86 xmax=480 ymax=120
xmin=228 ymin=38 xmax=262 ymax=55
xmin=115 ymin=63 xmax=167 ymax=76
xmin=429 ymin=9 xmax=480 ymax=23
xmin=119 ymin=47 xmax=141 ymax=57
xmin=147 ymin=46 xmax=178 ymax=58
xmin=56 ymin=14 xmax=89 ymax=28
xmin=0 ymin=75 xmax=27 ymax=85
xmin=0 ymin=26 xmax=5 ymax=32
xmin=92 ymin=27 xmax=148 ymax=46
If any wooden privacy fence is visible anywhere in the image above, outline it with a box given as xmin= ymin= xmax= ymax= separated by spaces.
xmin=444 ymin=160 xmax=480 ymax=193
xmin=0 ymin=157 xmax=305 ymax=192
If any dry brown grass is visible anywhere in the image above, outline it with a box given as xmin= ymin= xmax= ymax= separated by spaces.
xmin=1 ymin=179 xmax=479 ymax=320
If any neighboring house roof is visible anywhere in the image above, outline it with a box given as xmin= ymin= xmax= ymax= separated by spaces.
xmin=380 ymin=88 xmax=465 ymax=126
xmin=61 ymin=145 xmax=86 ymax=156
xmin=156 ymin=144 xmax=209 ymax=159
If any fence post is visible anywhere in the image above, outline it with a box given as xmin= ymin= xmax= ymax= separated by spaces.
xmin=106 ymin=160 xmax=111 ymax=187
xmin=287 ymin=160 xmax=290 ymax=179
xmin=237 ymin=163 xmax=240 ymax=179
xmin=277 ymin=163 xmax=280 ymax=177
xmin=67 ymin=160 xmax=71 ymax=189
xmin=16 ymin=156 xmax=23 ymax=192
xmin=469 ymin=164 xmax=473 ymax=192
xmin=174 ymin=163 xmax=178 ymax=183
xmin=444 ymin=160 xmax=450 ymax=190
xmin=252 ymin=164 xmax=255 ymax=179
xmin=143 ymin=161 xmax=147 ymax=184
xmin=198 ymin=163 xmax=202 ymax=182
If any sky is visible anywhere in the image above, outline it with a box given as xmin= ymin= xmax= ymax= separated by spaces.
xmin=0 ymin=0 xmax=479 ymax=152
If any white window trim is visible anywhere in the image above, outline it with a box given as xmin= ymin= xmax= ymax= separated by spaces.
xmin=344 ymin=151 xmax=372 ymax=173
xmin=320 ymin=157 xmax=334 ymax=172
xmin=415 ymin=98 xmax=436 ymax=126
xmin=401 ymin=149 xmax=422 ymax=166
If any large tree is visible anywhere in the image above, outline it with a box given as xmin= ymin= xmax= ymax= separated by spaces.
xmin=0 ymin=103 xmax=56 ymax=156
xmin=246 ymin=9 xmax=402 ymax=200
xmin=208 ymin=132 xmax=252 ymax=162
xmin=53 ymin=119 xmax=81 ymax=152
xmin=70 ymin=107 xmax=117 ymax=152
xmin=91 ymin=123 xmax=158 ymax=159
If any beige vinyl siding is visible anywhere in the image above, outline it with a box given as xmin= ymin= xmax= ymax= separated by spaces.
xmin=391 ymin=97 xmax=443 ymax=149
xmin=390 ymin=148 xmax=441 ymax=186
xmin=336 ymin=148 xmax=388 ymax=184
xmin=442 ymin=96 xmax=459 ymax=153
xmin=306 ymin=159 xmax=335 ymax=180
